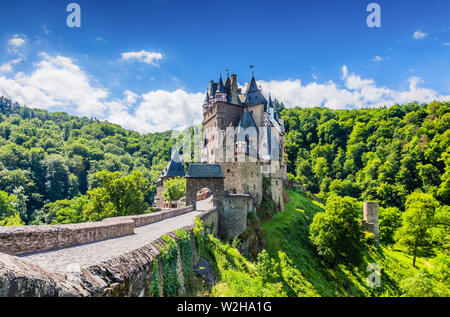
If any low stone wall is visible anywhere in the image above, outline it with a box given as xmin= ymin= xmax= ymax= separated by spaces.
xmin=0 ymin=218 xmax=135 ymax=256
xmin=0 ymin=206 xmax=194 ymax=256
xmin=120 ymin=206 xmax=194 ymax=227
xmin=0 ymin=208 xmax=218 ymax=297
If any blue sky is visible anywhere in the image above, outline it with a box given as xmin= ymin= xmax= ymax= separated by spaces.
xmin=0 ymin=0 xmax=449 ymax=132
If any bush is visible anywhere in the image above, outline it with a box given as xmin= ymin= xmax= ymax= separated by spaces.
xmin=309 ymin=194 xmax=366 ymax=266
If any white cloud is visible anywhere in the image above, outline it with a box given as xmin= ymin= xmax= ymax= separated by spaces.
xmin=1 ymin=50 xmax=449 ymax=134
xmin=0 ymin=58 xmax=23 ymax=74
xmin=444 ymin=42 xmax=450 ymax=47
xmin=0 ymin=53 xmax=109 ymax=116
xmin=256 ymin=66 xmax=450 ymax=109
xmin=120 ymin=50 xmax=163 ymax=65
xmin=372 ymin=56 xmax=383 ymax=62
xmin=413 ymin=30 xmax=428 ymax=39
xmin=8 ymin=35 xmax=26 ymax=48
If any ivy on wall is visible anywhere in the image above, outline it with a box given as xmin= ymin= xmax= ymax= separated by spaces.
xmin=159 ymin=235 xmax=180 ymax=297
xmin=151 ymin=260 xmax=160 ymax=297
xmin=175 ymin=229 xmax=193 ymax=288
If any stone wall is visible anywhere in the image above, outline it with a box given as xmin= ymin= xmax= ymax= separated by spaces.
xmin=0 ymin=206 xmax=194 ymax=256
xmin=221 ymin=193 xmax=252 ymax=240
xmin=0 ymin=209 xmax=218 ymax=297
xmin=222 ymin=160 xmax=263 ymax=206
xmin=186 ymin=178 xmax=224 ymax=215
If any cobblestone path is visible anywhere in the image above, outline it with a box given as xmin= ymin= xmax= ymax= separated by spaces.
xmin=20 ymin=200 xmax=212 ymax=273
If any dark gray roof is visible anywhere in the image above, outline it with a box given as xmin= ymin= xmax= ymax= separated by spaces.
xmin=237 ymin=109 xmax=259 ymax=134
xmin=224 ymin=76 xmax=231 ymax=90
xmin=186 ymin=164 xmax=225 ymax=178
xmin=160 ymin=149 xmax=186 ymax=178
xmin=268 ymin=94 xmax=274 ymax=108
xmin=216 ymin=75 xmax=225 ymax=93
xmin=204 ymin=90 xmax=210 ymax=103
xmin=245 ymin=76 xmax=267 ymax=106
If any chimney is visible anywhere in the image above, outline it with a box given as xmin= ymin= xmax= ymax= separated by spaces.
xmin=231 ymin=74 xmax=238 ymax=90
xmin=209 ymin=80 xmax=214 ymax=97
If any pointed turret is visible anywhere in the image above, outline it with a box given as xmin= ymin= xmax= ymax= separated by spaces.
xmin=245 ymin=75 xmax=267 ymax=106
xmin=215 ymin=74 xmax=227 ymax=102
xmin=203 ymin=90 xmax=210 ymax=113
xmin=268 ymin=94 xmax=274 ymax=108
xmin=216 ymin=74 xmax=225 ymax=93
xmin=159 ymin=149 xmax=185 ymax=179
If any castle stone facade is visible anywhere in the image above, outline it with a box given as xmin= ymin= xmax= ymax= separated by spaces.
xmin=201 ymin=73 xmax=287 ymax=211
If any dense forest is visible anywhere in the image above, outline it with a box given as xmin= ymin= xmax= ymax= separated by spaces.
xmin=0 ymin=97 xmax=177 ymax=225
xmin=283 ymin=101 xmax=449 ymax=209
xmin=0 ymin=96 xmax=448 ymax=296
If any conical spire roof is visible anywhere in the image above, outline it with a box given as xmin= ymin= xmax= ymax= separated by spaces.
xmin=246 ymin=76 xmax=259 ymax=93
xmin=245 ymin=75 xmax=267 ymax=106
xmin=268 ymin=94 xmax=274 ymax=108
xmin=159 ymin=149 xmax=186 ymax=178
xmin=216 ymin=74 xmax=225 ymax=93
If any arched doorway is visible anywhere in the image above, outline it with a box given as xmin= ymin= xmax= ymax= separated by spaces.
xmin=185 ymin=164 xmax=224 ymax=215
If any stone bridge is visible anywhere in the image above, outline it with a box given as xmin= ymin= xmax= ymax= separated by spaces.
xmin=0 ymin=200 xmax=218 ymax=297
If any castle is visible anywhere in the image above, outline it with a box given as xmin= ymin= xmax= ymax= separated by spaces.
xmin=155 ymin=73 xmax=287 ymax=237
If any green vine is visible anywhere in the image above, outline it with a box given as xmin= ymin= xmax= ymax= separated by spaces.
xmin=175 ymin=229 xmax=193 ymax=288
xmin=151 ymin=260 xmax=160 ymax=297
xmin=159 ymin=235 xmax=180 ymax=297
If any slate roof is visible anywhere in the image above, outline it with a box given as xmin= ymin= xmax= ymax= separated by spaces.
xmin=216 ymin=75 xmax=225 ymax=93
xmin=186 ymin=164 xmax=225 ymax=178
xmin=237 ymin=109 xmax=259 ymax=135
xmin=268 ymin=94 xmax=274 ymax=108
xmin=245 ymin=76 xmax=267 ymax=106
xmin=159 ymin=149 xmax=186 ymax=178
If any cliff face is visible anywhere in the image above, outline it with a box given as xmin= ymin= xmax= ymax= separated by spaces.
xmin=0 ymin=210 xmax=218 ymax=297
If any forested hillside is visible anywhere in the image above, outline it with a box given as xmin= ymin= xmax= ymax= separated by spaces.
xmin=0 ymin=97 xmax=177 ymax=225
xmin=282 ymin=101 xmax=449 ymax=209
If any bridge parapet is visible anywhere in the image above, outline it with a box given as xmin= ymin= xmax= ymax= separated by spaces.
xmin=0 ymin=207 xmax=218 ymax=297
xmin=0 ymin=206 xmax=194 ymax=256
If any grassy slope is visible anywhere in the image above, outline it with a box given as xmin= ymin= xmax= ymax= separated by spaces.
xmin=194 ymin=188 xmax=431 ymax=297
xmin=262 ymin=188 xmax=429 ymax=297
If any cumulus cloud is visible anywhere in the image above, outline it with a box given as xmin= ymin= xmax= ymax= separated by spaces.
xmin=1 ymin=51 xmax=449 ymax=134
xmin=257 ymin=66 xmax=450 ymax=109
xmin=120 ymin=50 xmax=163 ymax=65
xmin=0 ymin=53 xmax=109 ymax=116
xmin=7 ymin=35 xmax=27 ymax=55
xmin=107 ymin=89 xmax=204 ymax=133
xmin=0 ymin=58 xmax=23 ymax=74
xmin=8 ymin=35 xmax=26 ymax=48
xmin=0 ymin=52 xmax=202 ymax=133
xmin=413 ymin=30 xmax=428 ymax=39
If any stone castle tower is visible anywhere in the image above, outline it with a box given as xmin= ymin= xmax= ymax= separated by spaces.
xmin=201 ymin=73 xmax=287 ymax=211
xmin=361 ymin=202 xmax=379 ymax=247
